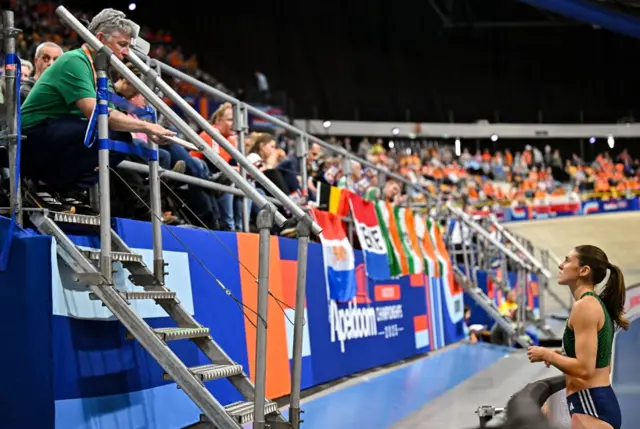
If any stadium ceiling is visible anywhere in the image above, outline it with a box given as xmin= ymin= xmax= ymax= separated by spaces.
xmin=429 ymin=0 xmax=640 ymax=38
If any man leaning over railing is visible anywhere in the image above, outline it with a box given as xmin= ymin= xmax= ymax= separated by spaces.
xmin=19 ymin=8 xmax=175 ymax=213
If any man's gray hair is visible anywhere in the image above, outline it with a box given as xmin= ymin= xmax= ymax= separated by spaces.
xmin=35 ymin=41 xmax=63 ymax=59
xmin=87 ymin=8 xmax=138 ymax=39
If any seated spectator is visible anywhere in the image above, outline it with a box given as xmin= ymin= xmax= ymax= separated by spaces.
xmin=20 ymin=41 xmax=63 ymax=104
xmin=19 ymin=8 xmax=175 ymax=212
xmin=191 ymin=102 xmax=241 ymax=230
xmin=276 ymin=141 xmax=322 ymax=201
xmin=112 ymin=73 xmax=185 ymax=174
xmin=21 ymin=60 xmax=33 ymax=80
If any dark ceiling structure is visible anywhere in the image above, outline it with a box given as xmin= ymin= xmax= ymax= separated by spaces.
xmin=427 ymin=0 xmax=640 ymax=37
xmin=519 ymin=0 xmax=640 ymax=38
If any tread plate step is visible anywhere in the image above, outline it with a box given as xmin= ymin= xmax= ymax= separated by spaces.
xmin=122 ymin=291 xmax=177 ymax=300
xmin=153 ymin=327 xmax=210 ymax=341
xmin=126 ymin=326 xmax=210 ymax=341
xmin=51 ymin=212 xmax=100 ymax=225
xmin=163 ymin=363 xmax=244 ymax=382
xmin=81 ymin=250 xmax=144 ymax=263
xmin=90 ymin=291 xmax=177 ymax=301
xmin=200 ymin=400 xmax=279 ymax=425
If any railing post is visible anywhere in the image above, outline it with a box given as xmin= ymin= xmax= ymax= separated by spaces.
xmin=3 ymin=11 xmax=22 ymax=226
xmin=95 ymin=48 xmax=113 ymax=283
xmin=516 ymin=268 xmax=527 ymax=337
xmin=289 ymin=216 xmax=311 ymax=429
xmin=148 ymin=109 xmax=165 ymax=285
xmin=459 ymin=215 xmax=474 ymax=283
xmin=296 ymin=135 xmax=308 ymax=202
xmin=233 ymin=103 xmax=250 ymax=232
xmin=539 ymin=249 xmax=549 ymax=320
xmin=253 ymin=206 xmax=274 ymax=429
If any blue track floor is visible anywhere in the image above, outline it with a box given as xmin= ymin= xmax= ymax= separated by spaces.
xmin=288 ymin=343 xmax=510 ymax=429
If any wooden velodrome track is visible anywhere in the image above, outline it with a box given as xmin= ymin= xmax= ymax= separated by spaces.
xmin=507 ymin=211 xmax=640 ymax=315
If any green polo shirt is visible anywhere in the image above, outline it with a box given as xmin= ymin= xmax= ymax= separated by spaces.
xmin=21 ymin=48 xmax=96 ymax=130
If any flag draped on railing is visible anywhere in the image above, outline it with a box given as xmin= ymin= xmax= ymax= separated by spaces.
xmin=312 ymin=208 xmax=357 ymax=302
xmin=348 ymin=194 xmax=390 ymax=280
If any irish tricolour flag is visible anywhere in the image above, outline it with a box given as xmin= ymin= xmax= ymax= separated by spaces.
xmin=374 ymin=201 xmax=423 ymax=277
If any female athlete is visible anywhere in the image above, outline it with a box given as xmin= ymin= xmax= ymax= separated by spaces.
xmin=528 ymin=245 xmax=628 ymax=429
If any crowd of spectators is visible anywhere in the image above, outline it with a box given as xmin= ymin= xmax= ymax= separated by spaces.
xmin=1 ymin=3 xmax=640 ymax=240
xmin=317 ymin=136 xmax=640 ymax=211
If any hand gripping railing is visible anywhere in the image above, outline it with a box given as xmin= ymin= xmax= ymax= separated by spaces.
xmin=150 ymin=59 xmax=438 ymax=207
xmin=55 ymin=7 xmax=316 ymax=428
xmin=124 ymin=52 xmax=322 ymax=237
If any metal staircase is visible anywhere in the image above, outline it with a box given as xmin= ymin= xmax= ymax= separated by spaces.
xmin=31 ymin=210 xmax=286 ymax=428
xmin=4 ymin=7 xmax=324 ymax=429
xmin=452 ymin=264 xmax=533 ymax=348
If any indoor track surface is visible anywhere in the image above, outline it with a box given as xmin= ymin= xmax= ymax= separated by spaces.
xmin=288 ymin=213 xmax=640 ymax=429
xmin=507 ymin=211 xmax=640 ymax=315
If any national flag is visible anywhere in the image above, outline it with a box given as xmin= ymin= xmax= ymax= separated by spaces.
xmin=415 ymin=214 xmax=439 ymax=277
xmin=312 ymin=208 xmax=357 ymax=302
xmin=348 ymin=193 xmax=390 ymax=280
xmin=428 ymin=217 xmax=464 ymax=323
xmin=374 ymin=201 xmax=408 ymax=277
xmin=316 ymin=183 xmax=350 ymax=217
xmin=329 ymin=186 xmax=350 ymax=217
xmin=394 ymin=207 xmax=424 ymax=275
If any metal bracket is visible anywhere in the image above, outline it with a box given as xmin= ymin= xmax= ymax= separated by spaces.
xmin=295 ymin=135 xmax=308 ymax=158
xmin=128 ymin=273 xmax=163 ymax=286
xmin=0 ymin=134 xmax=26 ymax=141
xmin=74 ymin=272 xmax=109 ymax=286
xmin=267 ymin=421 xmax=296 ymax=429
xmin=0 ymin=25 xmax=22 ymax=39
xmin=232 ymin=103 xmax=249 ymax=133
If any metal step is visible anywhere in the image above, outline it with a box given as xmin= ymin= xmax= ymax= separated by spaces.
xmin=201 ymin=401 xmax=279 ymax=426
xmin=81 ymin=249 xmax=144 ymax=263
xmin=109 ymin=230 xmax=163 ymax=287
xmin=51 ymin=212 xmax=100 ymax=226
xmin=152 ymin=327 xmax=210 ymax=341
xmin=164 ymin=363 xmax=244 ymax=382
xmin=90 ymin=291 xmax=177 ymax=301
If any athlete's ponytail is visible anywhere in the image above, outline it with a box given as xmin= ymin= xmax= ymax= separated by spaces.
xmin=601 ymin=263 xmax=629 ymax=331
xmin=575 ymin=245 xmax=629 ymax=331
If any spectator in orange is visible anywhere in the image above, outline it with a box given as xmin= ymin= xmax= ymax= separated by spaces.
xmin=190 ymin=102 xmax=241 ymax=230
xmin=191 ymin=102 xmax=237 ymax=163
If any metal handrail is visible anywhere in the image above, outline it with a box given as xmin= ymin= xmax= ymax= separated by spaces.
xmin=125 ymin=52 xmax=321 ymax=236
xmin=150 ymin=59 xmax=438 ymax=205
xmin=54 ymin=7 xmax=294 ymax=229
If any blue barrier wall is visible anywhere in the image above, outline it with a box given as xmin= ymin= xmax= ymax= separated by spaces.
xmin=0 ymin=217 xmax=464 ymax=428
xmin=2 ymin=203 xmax=637 ymax=428
xmin=0 ymin=217 xmax=54 ymax=429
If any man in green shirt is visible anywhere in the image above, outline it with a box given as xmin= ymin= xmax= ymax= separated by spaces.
xmin=20 ymin=8 xmax=174 ymax=208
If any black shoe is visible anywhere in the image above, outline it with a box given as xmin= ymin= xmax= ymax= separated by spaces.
xmin=279 ymin=217 xmax=298 ymax=238
xmin=24 ymin=187 xmax=76 ymax=214
xmin=57 ymin=190 xmax=99 ymax=216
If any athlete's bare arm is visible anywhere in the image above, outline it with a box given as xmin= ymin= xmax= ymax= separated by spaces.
xmin=546 ymin=298 xmax=599 ymax=379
